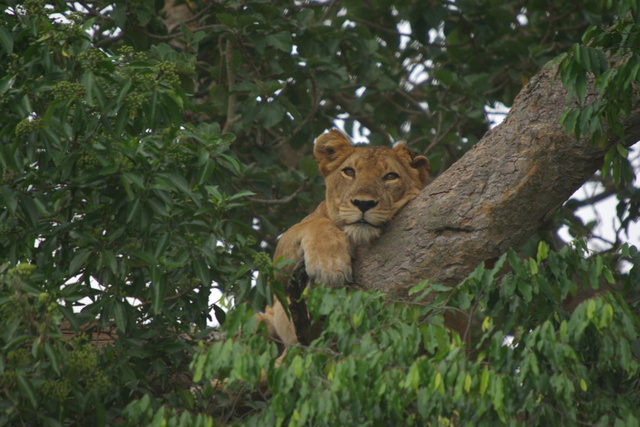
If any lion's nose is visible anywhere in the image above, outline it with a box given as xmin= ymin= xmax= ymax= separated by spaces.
xmin=351 ymin=199 xmax=378 ymax=213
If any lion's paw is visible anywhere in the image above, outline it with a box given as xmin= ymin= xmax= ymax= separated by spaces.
xmin=302 ymin=231 xmax=352 ymax=287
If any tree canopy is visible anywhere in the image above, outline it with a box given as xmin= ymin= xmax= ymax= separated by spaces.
xmin=0 ymin=0 xmax=638 ymax=425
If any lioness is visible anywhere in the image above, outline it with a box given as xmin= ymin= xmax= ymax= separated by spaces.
xmin=258 ymin=129 xmax=429 ymax=346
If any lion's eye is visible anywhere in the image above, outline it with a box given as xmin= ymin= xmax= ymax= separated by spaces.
xmin=342 ymin=167 xmax=356 ymax=178
xmin=383 ymin=172 xmax=400 ymax=181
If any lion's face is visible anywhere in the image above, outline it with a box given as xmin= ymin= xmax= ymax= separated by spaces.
xmin=314 ymin=130 xmax=429 ymax=246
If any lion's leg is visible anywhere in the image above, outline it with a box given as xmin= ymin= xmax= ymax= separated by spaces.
xmin=300 ymin=220 xmax=353 ymax=287
xmin=271 ymin=299 xmax=298 ymax=346
xmin=255 ymin=300 xmax=298 ymax=346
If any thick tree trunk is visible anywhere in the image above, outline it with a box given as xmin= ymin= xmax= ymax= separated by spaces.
xmin=353 ymin=61 xmax=640 ymax=295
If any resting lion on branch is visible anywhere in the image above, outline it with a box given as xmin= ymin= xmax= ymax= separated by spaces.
xmin=257 ymin=129 xmax=430 ymax=347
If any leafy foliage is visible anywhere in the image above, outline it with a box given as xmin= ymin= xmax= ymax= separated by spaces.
xmin=52 ymin=0 xmax=631 ymax=243
xmin=0 ymin=0 xmax=638 ymax=425
xmin=178 ymin=242 xmax=639 ymax=425
xmin=0 ymin=1 xmax=261 ymax=424
xmin=558 ymin=0 xmax=640 ymax=187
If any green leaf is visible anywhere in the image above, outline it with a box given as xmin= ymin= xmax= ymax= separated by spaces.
xmin=191 ymin=353 xmax=206 ymax=383
xmin=464 ymin=373 xmax=472 ymax=394
xmin=133 ymin=250 xmax=157 ymax=265
xmin=223 ymin=306 xmax=246 ymax=337
xmin=575 ymin=72 xmax=587 ymax=105
xmin=587 ymin=299 xmax=596 ymax=320
xmin=257 ymin=102 xmax=285 ymax=128
xmin=296 ymin=8 xmax=315 ymax=26
xmin=408 ymin=281 xmax=428 ymax=296
xmin=232 ymin=81 xmax=259 ymax=95
xmin=122 ymin=172 xmax=145 ymax=190
xmin=193 ymin=258 xmax=210 ymax=286
xmin=0 ymin=26 xmax=13 ymax=55
xmin=536 ymin=241 xmax=549 ymax=263
xmin=43 ymin=342 xmax=61 ymax=375
xmin=580 ymin=378 xmax=588 ymax=392
xmin=0 ymin=75 xmax=14 ymax=96
xmin=572 ymin=43 xmax=582 ymax=65
xmin=213 ymin=304 xmax=226 ymax=325
xmin=270 ymin=276 xmax=289 ymax=316
xmin=591 ymin=48 xmax=608 ymax=74
xmin=216 ymin=13 xmax=236 ymax=26
xmin=602 ymin=147 xmax=615 ymax=178
xmin=228 ymin=190 xmax=256 ymax=201
xmin=69 ymin=249 xmax=92 ymax=275
xmin=578 ymin=46 xmax=593 ymax=71
xmin=151 ymin=267 xmax=166 ymax=315
xmin=612 ymin=153 xmax=621 ymax=184
xmin=217 ymin=154 xmax=243 ymax=175
xmin=126 ymin=198 xmax=141 ymax=223
xmin=114 ymin=104 xmax=128 ymax=134
xmin=518 ymin=281 xmax=533 ymax=302
xmin=603 ymin=267 xmax=615 ymax=284
xmin=456 ymin=290 xmax=471 ymax=310
xmin=406 ymin=362 xmax=420 ymax=390
xmin=156 ymin=173 xmax=191 ymax=194
xmin=116 ymin=78 xmax=132 ymax=106
xmin=489 ymin=375 xmax=505 ymax=417
xmin=616 ymin=144 xmax=629 ymax=158
xmin=102 ymin=250 xmax=118 ymax=274
xmin=434 ymin=371 xmax=444 ymax=394
xmin=143 ymin=87 xmax=157 ymax=123
xmin=587 ymin=46 xmax=603 ymax=73
xmin=0 ymin=185 xmax=17 ymax=214
xmin=266 ymin=31 xmax=293 ymax=52
xmin=58 ymin=306 xmax=81 ymax=331
xmin=197 ymin=159 xmax=216 ymax=185
xmin=618 ymin=338 xmax=631 ymax=372
xmin=577 ymin=104 xmax=593 ymax=139
xmin=480 ymin=368 xmax=490 ymax=397
xmin=113 ymin=301 xmax=128 ymax=332
xmin=507 ymin=249 xmax=527 ymax=279
xmin=16 ymin=372 xmax=37 ymax=408
xmin=561 ymin=108 xmax=580 ymax=136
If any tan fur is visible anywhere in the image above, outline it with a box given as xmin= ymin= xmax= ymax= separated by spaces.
xmin=259 ymin=129 xmax=429 ymax=346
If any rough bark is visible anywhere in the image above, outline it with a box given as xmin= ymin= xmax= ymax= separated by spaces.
xmin=353 ymin=61 xmax=640 ymax=295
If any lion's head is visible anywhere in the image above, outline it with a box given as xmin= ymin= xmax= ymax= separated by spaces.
xmin=314 ymin=129 xmax=429 ymax=246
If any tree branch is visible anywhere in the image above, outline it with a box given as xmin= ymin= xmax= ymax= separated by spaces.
xmin=249 ymin=184 xmax=307 ymax=205
xmin=353 ymin=60 xmax=640 ymax=296
xmin=223 ymin=38 xmax=239 ymax=134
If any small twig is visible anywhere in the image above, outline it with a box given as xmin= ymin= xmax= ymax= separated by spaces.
xmin=569 ymin=186 xmax=617 ymax=208
xmin=183 ymin=4 xmax=213 ymax=26
xmin=248 ymin=184 xmax=306 ymax=205
xmin=223 ymin=38 xmax=239 ymax=134
xmin=135 ymin=24 xmax=223 ymax=42
xmin=423 ymin=114 xmax=461 ymax=155
xmin=483 ymin=77 xmax=511 ymax=96
xmin=265 ymin=332 xmax=343 ymax=358
xmin=329 ymin=93 xmax=394 ymax=145
xmin=94 ymin=33 xmax=124 ymax=48
xmin=348 ymin=16 xmax=412 ymax=38
xmin=388 ymin=297 xmax=472 ymax=322
xmin=320 ymin=0 xmax=338 ymax=22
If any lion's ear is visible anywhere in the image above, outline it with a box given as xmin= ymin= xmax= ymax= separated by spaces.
xmin=314 ymin=129 xmax=355 ymax=176
xmin=394 ymin=143 xmax=430 ymax=186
